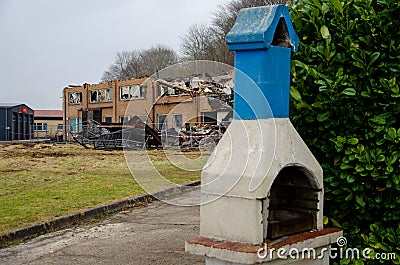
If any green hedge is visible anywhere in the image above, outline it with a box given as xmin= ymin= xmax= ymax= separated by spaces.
xmin=289 ymin=0 xmax=399 ymax=264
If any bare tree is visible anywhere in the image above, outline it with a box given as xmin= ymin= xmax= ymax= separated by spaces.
xmin=101 ymin=51 xmax=141 ymax=81
xmin=101 ymin=45 xmax=178 ymax=82
xmin=180 ymin=23 xmax=218 ymax=61
xmin=179 ymin=0 xmax=289 ymax=65
xmin=140 ymin=44 xmax=179 ymax=75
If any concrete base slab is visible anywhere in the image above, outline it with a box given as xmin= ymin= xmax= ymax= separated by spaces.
xmin=186 ymin=228 xmax=342 ymax=265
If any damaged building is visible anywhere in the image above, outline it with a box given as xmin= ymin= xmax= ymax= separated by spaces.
xmin=62 ymin=74 xmax=233 ymax=147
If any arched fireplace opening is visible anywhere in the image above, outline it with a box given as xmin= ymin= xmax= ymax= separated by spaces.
xmin=266 ymin=166 xmax=322 ymax=239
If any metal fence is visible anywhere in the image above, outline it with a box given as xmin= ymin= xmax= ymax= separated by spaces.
xmin=68 ymin=120 xmax=229 ymax=150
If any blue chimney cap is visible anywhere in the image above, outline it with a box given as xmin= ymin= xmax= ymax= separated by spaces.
xmin=226 ymin=5 xmax=299 ymax=52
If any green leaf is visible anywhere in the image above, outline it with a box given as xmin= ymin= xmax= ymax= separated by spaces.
xmin=321 ymin=3 xmax=329 ymax=14
xmin=317 ymin=112 xmax=330 ymax=122
xmin=366 ymin=164 xmax=374 ymax=171
xmin=316 ymin=45 xmax=325 ymax=56
xmin=320 ymin=25 xmax=330 ymax=39
xmin=340 ymin=164 xmax=352 ymax=170
xmin=355 ymin=164 xmax=364 ymax=172
xmin=330 ymin=218 xmax=342 ymax=228
xmin=296 ymin=102 xmax=311 ymax=109
xmin=341 ymin=88 xmax=356 ymax=96
xmin=331 ymin=0 xmax=343 ymax=14
xmin=387 ymin=128 xmax=397 ymax=139
xmin=346 ymin=175 xmax=356 ymax=183
xmin=357 ymin=144 xmax=364 ymax=153
xmin=293 ymin=60 xmax=307 ymax=69
xmin=345 ymin=193 xmax=353 ymax=201
xmin=369 ymin=52 xmax=380 ymax=67
xmin=323 ymin=216 xmax=329 ymax=225
xmin=312 ymin=102 xmax=323 ymax=109
xmin=375 ymin=242 xmax=391 ymax=252
xmin=350 ymin=43 xmax=359 ymax=50
xmin=347 ymin=138 xmax=359 ymax=145
xmin=388 ymin=154 xmax=398 ymax=165
xmin=332 ymin=189 xmax=343 ymax=195
xmin=377 ymin=155 xmax=385 ymax=162
xmin=351 ymin=53 xmax=363 ymax=63
xmin=353 ymin=61 xmax=365 ymax=69
xmin=353 ymin=259 xmax=364 ymax=265
xmin=370 ymin=116 xmax=386 ymax=125
xmin=311 ymin=7 xmax=320 ymax=17
xmin=386 ymin=165 xmax=394 ymax=173
xmin=376 ymin=138 xmax=385 ymax=145
xmin=312 ymin=0 xmax=322 ymax=10
xmin=290 ymin=86 xmax=302 ymax=102
xmin=356 ymin=196 xmax=366 ymax=207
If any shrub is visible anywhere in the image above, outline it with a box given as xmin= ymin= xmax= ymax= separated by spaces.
xmin=289 ymin=0 xmax=400 ymax=263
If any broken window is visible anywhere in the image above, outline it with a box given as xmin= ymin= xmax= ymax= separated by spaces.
xmin=90 ymin=88 xmax=112 ymax=103
xmin=120 ymin=116 xmax=133 ymax=123
xmin=158 ymin=84 xmax=168 ymax=97
xmin=158 ymin=114 xmax=168 ymax=131
xmin=69 ymin=92 xmax=82 ymax=104
xmin=99 ymin=88 xmax=112 ymax=102
xmin=120 ymin=86 xmax=130 ymax=100
xmin=173 ymin=114 xmax=183 ymax=129
xmin=140 ymin=84 xmax=147 ymax=98
xmin=131 ymin=85 xmax=141 ymax=98
xmin=57 ymin=124 xmax=63 ymax=131
xmin=90 ymin=90 xmax=99 ymax=103
xmin=120 ymin=85 xmax=147 ymax=100
xmin=104 ymin=116 xmax=112 ymax=123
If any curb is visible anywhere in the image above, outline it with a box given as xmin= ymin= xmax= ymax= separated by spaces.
xmin=0 ymin=181 xmax=200 ymax=248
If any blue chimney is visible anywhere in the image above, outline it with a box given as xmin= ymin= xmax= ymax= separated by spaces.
xmin=226 ymin=5 xmax=299 ymax=119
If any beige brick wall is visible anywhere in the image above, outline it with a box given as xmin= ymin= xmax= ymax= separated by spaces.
xmin=33 ymin=119 xmax=63 ymax=139
xmin=63 ymin=78 xmax=154 ymax=140
xmin=62 ymin=77 xmax=216 ymax=140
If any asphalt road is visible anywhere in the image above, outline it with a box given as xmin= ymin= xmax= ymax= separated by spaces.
xmin=0 ymin=190 xmax=204 ymax=265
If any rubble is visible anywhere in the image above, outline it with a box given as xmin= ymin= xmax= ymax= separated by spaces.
xmin=71 ymin=74 xmax=233 ymax=150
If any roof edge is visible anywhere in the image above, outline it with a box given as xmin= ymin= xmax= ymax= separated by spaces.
xmin=226 ymin=5 xmax=299 ymax=52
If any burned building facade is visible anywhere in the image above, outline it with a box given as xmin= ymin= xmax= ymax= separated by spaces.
xmin=62 ymin=76 xmax=233 ymax=141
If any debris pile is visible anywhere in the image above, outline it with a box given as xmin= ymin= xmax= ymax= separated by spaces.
xmin=71 ymin=73 xmax=234 ymax=150
xmin=155 ymin=74 xmax=234 ymax=106
xmin=162 ymin=123 xmax=226 ymax=150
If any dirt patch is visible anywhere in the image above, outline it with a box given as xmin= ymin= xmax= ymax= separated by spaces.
xmin=0 ymin=144 xmax=82 ymax=159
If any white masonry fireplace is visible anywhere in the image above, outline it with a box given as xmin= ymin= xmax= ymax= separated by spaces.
xmin=186 ymin=5 xmax=342 ymax=265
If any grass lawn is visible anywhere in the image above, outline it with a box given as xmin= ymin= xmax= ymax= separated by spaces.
xmin=0 ymin=143 xmax=207 ymax=234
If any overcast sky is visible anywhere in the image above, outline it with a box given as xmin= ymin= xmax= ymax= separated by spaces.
xmin=0 ymin=0 xmax=229 ymax=110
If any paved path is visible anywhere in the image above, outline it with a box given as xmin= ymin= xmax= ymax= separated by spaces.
xmin=0 ymin=190 xmax=204 ymax=265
